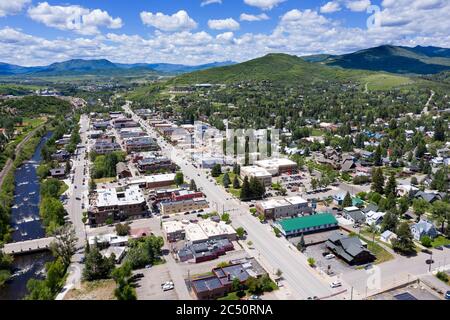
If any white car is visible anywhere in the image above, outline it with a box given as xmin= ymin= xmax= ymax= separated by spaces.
xmin=325 ymin=254 xmax=336 ymax=260
xmin=330 ymin=281 xmax=342 ymax=288
xmin=162 ymin=283 xmax=174 ymax=291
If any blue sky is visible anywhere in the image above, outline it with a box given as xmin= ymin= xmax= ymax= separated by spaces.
xmin=0 ymin=0 xmax=449 ymax=66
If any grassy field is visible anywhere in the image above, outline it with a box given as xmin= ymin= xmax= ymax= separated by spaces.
xmin=64 ymin=280 xmax=116 ymax=300
xmin=363 ymin=74 xmax=414 ymax=90
xmin=311 ymin=128 xmax=323 ymax=137
xmin=94 ymin=177 xmax=116 ymax=184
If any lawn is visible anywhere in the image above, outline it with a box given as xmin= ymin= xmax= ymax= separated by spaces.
xmin=363 ymin=74 xmax=414 ymax=90
xmin=354 ymin=233 xmax=394 ymax=264
xmin=94 ymin=177 xmax=116 ymax=184
xmin=215 ymin=172 xmax=242 ymax=198
xmin=311 ymin=128 xmax=323 ymax=137
xmin=431 ymin=236 xmax=450 ymax=248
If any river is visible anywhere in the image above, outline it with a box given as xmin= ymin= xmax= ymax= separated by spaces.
xmin=0 ymin=132 xmax=54 ymax=300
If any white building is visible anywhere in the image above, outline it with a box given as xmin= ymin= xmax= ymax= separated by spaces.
xmin=255 ymin=158 xmax=298 ymax=176
xmin=256 ymin=196 xmax=310 ymax=220
xmin=240 ymin=166 xmax=272 ymax=186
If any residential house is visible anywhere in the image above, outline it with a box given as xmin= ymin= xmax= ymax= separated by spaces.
xmin=343 ymin=207 xmax=366 ymax=225
xmin=49 ymin=168 xmax=66 ymax=179
xmin=325 ymin=232 xmax=375 ymax=265
xmin=410 ymin=220 xmax=438 ymax=241
xmin=380 ymin=230 xmax=397 ymax=244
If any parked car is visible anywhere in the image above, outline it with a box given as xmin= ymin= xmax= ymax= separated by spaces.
xmin=445 ymin=291 xmax=450 ymax=300
xmin=249 ymin=295 xmax=261 ymax=300
xmin=330 ymin=281 xmax=342 ymax=288
xmin=325 ymin=254 xmax=336 ymax=260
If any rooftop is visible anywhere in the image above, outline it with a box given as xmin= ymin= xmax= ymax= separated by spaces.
xmin=277 ymin=213 xmax=338 ymax=233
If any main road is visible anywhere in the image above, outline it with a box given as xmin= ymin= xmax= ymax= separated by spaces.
xmin=123 ymin=103 xmax=334 ymax=300
xmin=56 ymin=114 xmax=90 ymax=299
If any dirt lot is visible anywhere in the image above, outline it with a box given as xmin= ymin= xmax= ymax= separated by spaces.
xmin=64 ymin=280 xmax=116 ymax=300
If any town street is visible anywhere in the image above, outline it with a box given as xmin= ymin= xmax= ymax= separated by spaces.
xmin=124 ymin=103 xmax=335 ymax=300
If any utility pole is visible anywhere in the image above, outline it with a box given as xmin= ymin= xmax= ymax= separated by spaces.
xmin=350 ymin=287 xmax=353 ymax=300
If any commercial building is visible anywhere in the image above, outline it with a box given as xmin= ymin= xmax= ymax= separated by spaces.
xmin=256 ymin=196 xmax=311 ymax=220
xmin=255 ymin=158 xmax=298 ymax=176
xmin=159 ymin=197 xmax=209 ymax=215
xmin=137 ymin=156 xmax=174 ymax=173
xmin=191 ymin=258 xmax=267 ymax=299
xmin=274 ymin=213 xmax=338 ymax=237
xmin=177 ymin=239 xmax=234 ymax=263
xmin=118 ymin=127 xmax=146 ymax=139
xmin=116 ymin=162 xmax=132 ymax=179
xmin=127 ymin=173 xmax=176 ymax=190
xmin=325 ymin=231 xmax=375 ymax=265
xmin=123 ymin=136 xmax=158 ymax=153
xmin=88 ymin=185 xmax=147 ymax=226
xmin=162 ymin=219 xmax=237 ymax=243
xmin=112 ymin=118 xmax=139 ymax=129
xmin=240 ymin=166 xmax=272 ymax=187
xmin=92 ymin=138 xmax=122 ymax=154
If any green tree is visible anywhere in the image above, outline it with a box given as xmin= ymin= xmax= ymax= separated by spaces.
xmin=40 ymin=197 xmax=66 ymax=235
xmin=174 ymin=172 xmax=184 ymax=186
xmin=385 ymin=172 xmax=397 ymax=197
xmin=420 ymin=235 xmax=432 ymax=248
xmin=342 ymin=192 xmax=352 ymax=208
xmin=221 ymin=213 xmax=231 ymax=223
xmin=398 ymin=196 xmax=410 ymax=215
xmin=112 ymin=262 xmax=137 ymax=300
xmin=222 ymin=172 xmax=231 ymax=188
xmin=232 ymin=175 xmax=240 ymax=189
xmin=371 ymin=168 xmax=385 ymax=195
xmin=297 ymin=233 xmax=306 ymax=252
xmin=431 ymin=201 xmax=450 ymax=233
xmin=374 ymin=145 xmax=382 ymax=166
xmin=189 ymin=179 xmax=197 ymax=192
xmin=236 ymin=227 xmax=246 ymax=238
xmin=249 ymin=177 xmax=265 ymax=199
xmin=240 ymin=176 xmax=251 ymax=200
xmin=381 ymin=210 xmax=398 ymax=232
xmin=431 ymin=168 xmax=449 ymax=192
xmin=211 ymin=164 xmax=222 ymax=177
xmin=434 ymin=118 xmax=446 ymax=142
xmin=115 ymin=223 xmax=131 ymax=236
xmin=307 ymin=257 xmax=315 ymax=267
xmin=82 ymin=245 xmax=115 ymax=281
xmin=50 ymin=225 xmax=78 ymax=267
xmin=392 ymin=222 xmax=416 ymax=254
xmin=412 ymin=199 xmax=429 ymax=221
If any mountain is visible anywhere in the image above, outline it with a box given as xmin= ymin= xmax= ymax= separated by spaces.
xmin=0 ymin=59 xmax=236 ymax=77
xmin=116 ymin=61 xmax=236 ymax=74
xmin=171 ymin=53 xmax=370 ymax=85
xmin=323 ymin=45 xmax=450 ymax=75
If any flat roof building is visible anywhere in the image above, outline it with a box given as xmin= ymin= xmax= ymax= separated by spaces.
xmin=255 ymin=158 xmax=298 ymax=176
xmin=275 ymin=213 xmax=338 ymax=237
xmin=256 ymin=196 xmax=311 ymax=220
xmin=240 ymin=166 xmax=272 ymax=187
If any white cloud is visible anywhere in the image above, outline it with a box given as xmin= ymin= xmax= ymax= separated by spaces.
xmin=0 ymin=0 xmax=30 ymax=17
xmin=320 ymin=1 xmax=341 ymax=13
xmin=240 ymin=13 xmax=270 ymax=21
xmin=27 ymin=2 xmax=122 ymax=35
xmin=1 ymin=0 xmax=450 ymax=67
xmin=201 ymin=0 xmax=222 ymax=6
xmin=243 ymin=0 xmax=286 ymax=11
xmin=208 ymin=18 xmax=240 ymax=30
xmin=216 ymin=32 xmax=234 ymax=43
xmin=140 ymin=10 xmax=197 ymax=32
xmin=345 ymin=0 xmax=371 ymax=12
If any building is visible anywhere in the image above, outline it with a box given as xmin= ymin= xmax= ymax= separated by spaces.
xmin=116 ymin=162 xmax=132 ymax=179
xmin=256 ymin=196 xmax=311 ymax=220
xmin=137 ymin=156 xmax=174 ymax=173
xmin=92 ymin=120 xmax=110 ymax=130
xmin=159 ymin=197 xmax=209 ymax=215
xmin=178 ymin=239 xmax=234 ymax=263
xmin=254 ymin=158 xmax=298 ymax=176
xmin=191 ymin=258 xmax=267 ymax=299
xmin=275 ymin=213 xmax=338 ymax=237
xmin=49 ymin=167 xmax=66 ymax=179
xmin=410 ymin=220 xmax=438 ymax=241
xmin=118 ymin=127 xmax=146 ymax=139
xmin=51 ymin=149 xmax=71 ymax=162
xmin=365 ymin=211 xmax=385 ymax=226
xmin=112 ymin=118 xmax=138 ymax=129
xmin=124 ymin=136 xmax=158 ymax=153
xmin=325 ymin=232 xmax=375 ymax=265
xmin=343 ymin=207 xmax=366 ymax=225
xmin=240 ymin=166 xmax=272 ymax=187
xmin=163 ymin=219 xmax=237 ymax=243
xmin=88 ymin=185 xmax=147 ymax=226
xmin=380 ymin=230 xmax=397 ymax=244
xmin=92 ymin=138 xmax=122 ymax=154
xmin=128 ymin=173 xmax=176 ymax=190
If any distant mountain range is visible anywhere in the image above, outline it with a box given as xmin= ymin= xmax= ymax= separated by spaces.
xmin=305 ymin=45 xmax=450 ymax=75
xmin=0 ymin=59 xmax=236 ymax=77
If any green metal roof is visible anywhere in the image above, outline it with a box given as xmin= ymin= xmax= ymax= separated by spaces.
xmin=278 ymin=213 xmax=338 ymax=233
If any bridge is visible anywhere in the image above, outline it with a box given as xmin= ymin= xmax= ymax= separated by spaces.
xmin=2 ymin=237 xmax=55 ymax=255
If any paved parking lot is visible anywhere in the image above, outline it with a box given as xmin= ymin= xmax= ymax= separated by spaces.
xmin=134 ymin=264 xmax=178 ymax=300
xmin=369 ymin=284 xmax=440 ymax=300
xmin=303 ymin=242 xmax=354 ymax=276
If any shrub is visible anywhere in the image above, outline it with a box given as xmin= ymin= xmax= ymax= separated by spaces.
xmin=420 ymin=235 xmax=432 ymax=248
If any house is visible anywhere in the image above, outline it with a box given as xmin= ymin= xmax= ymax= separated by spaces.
xmin=362 ymin=203 xmax=379 ymax=215
xmin=410 ymin=220 xmax=438 ymax=241
xmin=51 ymin=149 xmax=71 ymax=161
xmin=413 ymin=191 xmax=444 ymax=204
xmin=116 ymin=162 xmax=132 ymax=179
xmin=365 ymin=211 xmax=385 ymax=226
xmin=380 ymin=230 xmax=397 ymax=244
xmin=343 ymin=207 xmax=366 ymax=225
xmin=49 ymin=168 xmax=66 ymax=179
xmin=340 ymin=157 xmax=356 ymax=172
xmin=325 ymin=232 xmax=375 ymax=265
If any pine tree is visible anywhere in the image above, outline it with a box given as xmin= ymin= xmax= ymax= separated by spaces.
xmin=374 ymin=145 xmax=382 ymax=166
xmin=189 ymin=179 xmax=197 ymax=192
xmin=392 ymin=222 xmax=416 ymax=254
xmin=385 ymin=172 xmax=397 ymax=197
xmin=342 ymin=192 xmax=353 ymax=208
xmin=233 ymin=175 xmax=240 ymax=189
xmin=240 ymin=176 xmax=251 ymax=201
xmin=223 ymin=172 xmax=231 ymax=188
xmin=371 ymin=168 xmax=385 ymax=194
